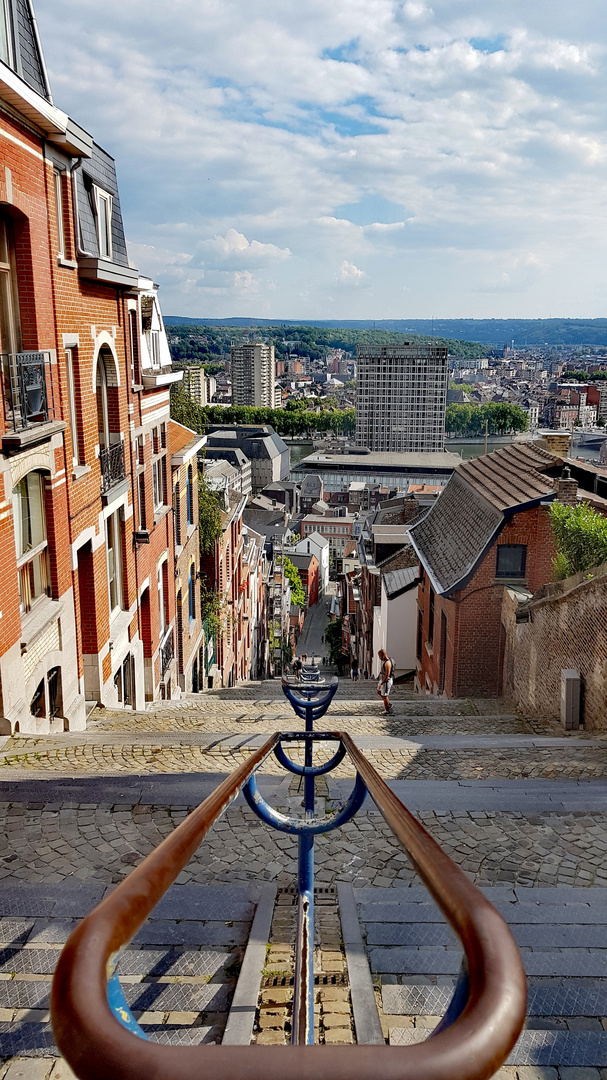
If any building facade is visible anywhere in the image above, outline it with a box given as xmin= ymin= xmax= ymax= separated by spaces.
xmin=170 ymin=421 xmax=206 ymax=693
xmin=230 ymin=343 xmax=275 ymax=408
xmin=409 ymin=445 xmax=560 ymax=698
xmin=355 ymin=344 xmax=449 ymax=453
xmin=0 ymin=7 xmax=185 ymax=732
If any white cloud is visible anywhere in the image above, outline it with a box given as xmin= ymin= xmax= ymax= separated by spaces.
xmin=33 ymin=0 xmax=607 ymax=317
xmin=339 ymin=260 xmax=366 ymax=284
xmin=199 ymin=228 xmax=291 ymax=267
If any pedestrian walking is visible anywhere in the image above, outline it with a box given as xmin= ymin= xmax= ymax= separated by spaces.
xmin=377 ymin=650 xmax=394 ymax=714
xmin=293 ymin=657 xmax=302 ymax=681
xmin=350 ymin=658 xmax=359 ymax=681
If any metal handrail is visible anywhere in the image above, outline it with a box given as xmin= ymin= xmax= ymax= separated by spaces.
xmin=51 ymin=728 xmax=526 ymax=1079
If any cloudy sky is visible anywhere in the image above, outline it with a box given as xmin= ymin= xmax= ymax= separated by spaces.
xmin=37 ymin=0 xmax=607 ymax=320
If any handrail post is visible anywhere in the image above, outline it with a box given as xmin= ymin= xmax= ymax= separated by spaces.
xmin=293 ymin=701 xmax=315 ymax=1044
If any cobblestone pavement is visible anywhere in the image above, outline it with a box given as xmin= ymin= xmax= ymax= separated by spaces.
xmin=0 ymin=800 xmax=605 ymax=890
xmin=0 ymin=673 xmax=606 ymax=1074
xmin=0 ymin=741 xmax=605 ymax=780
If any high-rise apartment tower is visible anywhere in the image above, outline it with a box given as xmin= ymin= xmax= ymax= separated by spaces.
xmin=355 ymin=344 xmax=448 ymax=452
xmin=230 ymin=343 xmax=276 ymax=408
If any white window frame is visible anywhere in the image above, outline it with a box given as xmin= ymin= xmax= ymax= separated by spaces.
xmin=54 ymin=170 xmax=66 ymax=258
xmin=93 ymin=186 xmax=113 ymax=260
xmin=13 ymin=472 xmax=50 ymax=615
xmin=149 ymin=329 xmax=161 ymax=370
xmin=106 ymin=509 xmax=123 ymax=617
xmin=65 ymin=348 xmax=82 ymax=467
xmin=157 ymin=560 xmax=166 ymax=637
xmin=152 ymin=456 xmax=165 ymax=512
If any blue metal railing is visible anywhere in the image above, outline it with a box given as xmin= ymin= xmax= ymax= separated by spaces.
xmin=52 ymin=676 xmax=526 ymax=1077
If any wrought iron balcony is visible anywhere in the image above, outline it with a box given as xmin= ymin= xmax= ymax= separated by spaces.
xmin=99 ymin=442 xmax=126 ymax=494
xmin=160 ymin=626 xmax=174 ymax=677
xmin=2 ymin=351 xmax=53 ymax=432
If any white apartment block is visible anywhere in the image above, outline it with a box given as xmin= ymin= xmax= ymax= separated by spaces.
xmin=356 ymin=344 xmax=448 ymax=453
xmin=182 ymin=366 xmax=213 ymax=406
xmin=231 ymin=343 xmax=275 ymax=408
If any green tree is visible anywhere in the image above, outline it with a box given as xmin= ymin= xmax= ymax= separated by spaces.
xmin=198 ymin=470 xmax=222 ymax=554
xmin=324 ymin=618 xmax=344 ymax=670
xmin=170 ymin=382 xmax=207 ymax=434
xmin=445 ymin=402 xmax=528 ymax=436
xmin=278 ymin=556 xmax=305 ymax=608
xmin=550 ymin=501 xmax=607 ymax=579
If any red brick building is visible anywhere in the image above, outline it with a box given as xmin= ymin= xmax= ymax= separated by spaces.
xmin=409 ymin=444 xmax=560 ymax=698
xmin=0 ymin=7 xmax=184 ymax=731
xmin=289 ymin=552 xmax=319 ymax=608
xmin=199 ymin=490 xmax=249 ymax=687
xmin=170 ymin=420 xmax=206 ymax=693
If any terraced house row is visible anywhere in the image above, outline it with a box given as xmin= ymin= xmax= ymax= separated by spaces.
xmin=0 ymin=0 xmax=205 ymax=733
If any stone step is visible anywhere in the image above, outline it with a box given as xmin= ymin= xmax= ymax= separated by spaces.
xmin=0 ymin=883 xmax=259 ymax=1057
xmin=369 ymin=946 xmax=607 ymax=977
xmin=388 ymin=1027 xmax=607 ymax=1066
xmin=383 ymin=980 xmax=607 ymax=1017
xmin=366 ymin=922 xmax=607 ymax=948
xmin=358 ymin=901 xmax=607 ymax=924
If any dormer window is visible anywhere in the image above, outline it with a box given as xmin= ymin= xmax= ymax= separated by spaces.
xmin=93 ymin=186 xmax=113 ymax=260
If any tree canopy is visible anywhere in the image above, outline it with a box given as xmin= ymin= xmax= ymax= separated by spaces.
xmin=445 ymin=402 xmax=528 ymax=436
xmin=550 ymin=501 xmax=607 ymax=580
xmin=198 ymin=470 xmax=222 ymax=554
xmin=278 ymin=556 xmax=305 ymax=608
xmin=165 ymin=322 xmax=487 ymax=364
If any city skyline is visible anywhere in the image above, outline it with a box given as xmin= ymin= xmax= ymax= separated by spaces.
xmin=35 ymin=1 xmax=607 ymax=322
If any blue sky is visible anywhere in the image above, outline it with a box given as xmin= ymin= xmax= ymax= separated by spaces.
xmin=36 ymin=0 xmax=607 ymax=319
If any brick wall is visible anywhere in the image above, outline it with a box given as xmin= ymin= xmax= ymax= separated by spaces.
xmin=502 ymin=562 xmax=607 ymax=731
xmin=417 ymin=504 xmax=557 ymax=698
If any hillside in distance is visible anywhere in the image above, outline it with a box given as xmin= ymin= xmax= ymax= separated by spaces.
xmin=165 ymin=322 xmax=487 ymax=361
xmin=164 ymin=316 xmax=607 ymax=348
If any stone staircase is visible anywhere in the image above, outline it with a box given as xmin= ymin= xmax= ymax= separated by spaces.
xmin=356 ymin=885 xmax=607 ymax=1069
xmin=0 ymin=882 xmax=258 ymax=1058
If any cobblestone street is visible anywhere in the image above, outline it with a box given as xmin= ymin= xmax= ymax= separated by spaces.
xmin=0 ymin=676 xmax=605 ymax=1078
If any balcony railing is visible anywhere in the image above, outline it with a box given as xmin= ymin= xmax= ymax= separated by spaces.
xmin=1 ymin=351 xmax=53 ymax=431
xmin=99 ymin=442 xmax=126 ymax=494
xmin=160 ymin=626 xmax=174 ymax=677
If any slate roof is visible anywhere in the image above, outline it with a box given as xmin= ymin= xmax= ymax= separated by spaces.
xmin=14 ymin=0 xmax=48 ymax=99
xmin=75 ymin=144 xmax=130 ymax=266
xmin=383 ymin=566 xmax=419 ymax=599
xmin=456 ymin=443 xmax=556 ymax=511
xmin=409 ymin=442 xmax=557 ymax=596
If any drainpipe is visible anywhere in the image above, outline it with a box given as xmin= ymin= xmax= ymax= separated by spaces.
xmin=70 ymin=158 xmax=94 ymax=257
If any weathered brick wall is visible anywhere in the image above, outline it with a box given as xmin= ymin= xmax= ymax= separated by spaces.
xmin=502 ymin=563 xmax=607 ymax=731
xmin=417 ymin=504 xmax=557 ymax=698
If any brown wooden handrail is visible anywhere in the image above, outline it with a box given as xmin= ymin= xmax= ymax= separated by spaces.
xmin=51 ymin=732 xmax=526 ymax=1080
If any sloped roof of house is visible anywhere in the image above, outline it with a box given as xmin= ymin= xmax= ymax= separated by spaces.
xmin=169 ymin=420 xmax=206 ymax=465
xmin=409 ymin=442 xmax=557 ymax=596
xmin=383 ymin=566 xmax=419 ymax=599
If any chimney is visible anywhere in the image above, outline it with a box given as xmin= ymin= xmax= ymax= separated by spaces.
xmin=554 ymin=465 xmax=578 ymax=506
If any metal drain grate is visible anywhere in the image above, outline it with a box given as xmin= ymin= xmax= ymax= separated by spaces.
xmin=277 ymin=887 xmax=336 ymax=896
xmin=261 ymin=972 xmax=348 ymax=989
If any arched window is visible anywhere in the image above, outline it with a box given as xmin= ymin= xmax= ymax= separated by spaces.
xmin=96 ymin=350 xmax=111 ymax=449
xmin=13 ymin=471 xmax=50 ymax=614
xmin=188 ymin=563 xmax=196 ymax=622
